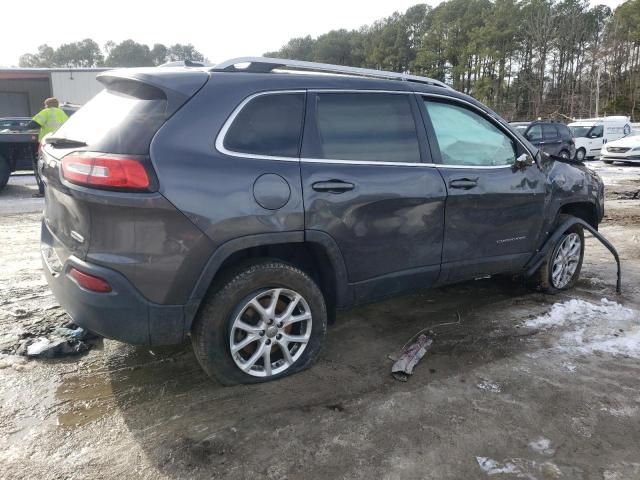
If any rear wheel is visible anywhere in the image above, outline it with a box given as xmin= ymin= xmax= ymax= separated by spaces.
xmin=191 ymin=260 xmax=327 ymax=385
xmin=530 ymin=216 xmax=584 ymax=293
xmin=559 ymin=149 xmax=570 ymax=159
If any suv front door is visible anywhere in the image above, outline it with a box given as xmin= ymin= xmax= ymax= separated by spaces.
xmin=300 ymin=91 xmax=446 ymax=302
xmin=420 ymin=97 xmax=546 ymax=283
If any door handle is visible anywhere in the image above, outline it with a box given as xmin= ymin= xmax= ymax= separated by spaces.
xmin=448 ymin=178 xmax=478 ymax=190
xmin=312 ymin=180 xmax=355 ymax=193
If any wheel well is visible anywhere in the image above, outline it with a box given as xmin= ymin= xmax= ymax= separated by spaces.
xmin=216 ymin=242 xmax=338 ymax=322
xmin=559 ymin=202 xmax=598 ymax=229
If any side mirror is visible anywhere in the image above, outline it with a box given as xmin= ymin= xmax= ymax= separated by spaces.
xmin=516 ymin=153 xmax=534 ymax=168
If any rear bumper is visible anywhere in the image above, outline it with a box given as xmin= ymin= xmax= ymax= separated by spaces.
xmin=41 ymin=221 xmax=186 ymax=345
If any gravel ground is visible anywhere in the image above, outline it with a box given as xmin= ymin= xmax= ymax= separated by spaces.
xmin=1 ymin=163 xmax=639 ymax=480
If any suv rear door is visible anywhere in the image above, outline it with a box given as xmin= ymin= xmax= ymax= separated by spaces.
xmin=541 ymin=124 xmax=561 ymax=156
xmin=300 ymin=91 xmax=446 ymax=302
xmin=419 ymin=96 xmax=546 ymax=283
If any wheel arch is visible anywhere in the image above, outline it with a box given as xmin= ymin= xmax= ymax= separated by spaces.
xmin=557 ymin=201 xmax=599 ymax=229
xmin=184 ymin=231 xmax=351 ymax=332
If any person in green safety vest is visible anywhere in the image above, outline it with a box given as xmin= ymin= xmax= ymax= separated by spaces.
xmin=28 ymin=97 xmax=69 ymax=196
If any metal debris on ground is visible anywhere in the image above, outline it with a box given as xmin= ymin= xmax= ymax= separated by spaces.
xmin=391 ymin=312 xmax=462 ymax=382
xmin=391 ymin=333 xmax=434 ymax=382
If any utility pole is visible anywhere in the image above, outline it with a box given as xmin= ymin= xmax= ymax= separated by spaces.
xmin=595 ymin=66 xmax=601 ymax=118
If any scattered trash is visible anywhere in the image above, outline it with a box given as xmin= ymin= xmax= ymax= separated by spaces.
xmin=391 ymin=334 xmax=433 ymax=382
xmin=1 ymin=320 xmax=99 ymax=360
xmin=26 ymin=332 xmax=90 ymax=358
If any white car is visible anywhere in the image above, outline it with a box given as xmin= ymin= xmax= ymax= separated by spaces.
xmin=600 ymin=131 xmax=640 ymax=164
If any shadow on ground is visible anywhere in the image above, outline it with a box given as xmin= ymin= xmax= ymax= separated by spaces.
xmin=102 ymin=278 xmax=552 ymax=478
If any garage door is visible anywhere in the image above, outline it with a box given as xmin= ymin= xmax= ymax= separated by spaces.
xmin=0 ymin=92 xmax=30 ymax=116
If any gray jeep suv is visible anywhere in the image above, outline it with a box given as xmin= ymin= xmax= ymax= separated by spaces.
xmin=40 ymin=58 xmax=605 ymax=384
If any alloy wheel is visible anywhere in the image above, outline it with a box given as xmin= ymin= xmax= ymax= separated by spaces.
xmin=229 ymin=288 xmax=312 ymax=377
xmin=551 ymin=232 xmax=581 ymax=289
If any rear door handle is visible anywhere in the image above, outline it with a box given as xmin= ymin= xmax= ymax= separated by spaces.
xmin=449 ymin=178 xmax=478 ymax=190
xmin=312 ymin=180 xmax=355 ymax=193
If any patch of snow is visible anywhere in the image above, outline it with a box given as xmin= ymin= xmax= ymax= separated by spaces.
xmin=524 ymin=298 xmax=640 ymax=358
xmin=476 ymin=457 xmax=519 ymax=475
xmin=476 ymin=381 xmax=501 ymax=393
xmin=561 ymin=362 xmax=577 ymax=372
xmin=26 ymin=337 xmax=51 ymax=357
xmin=525 ymin=298 xmax=634 ymax=330
xmin=475 ymin=456 xmax=561 ymax=478
xmin=528 ymin=437 xmax=555 ymax=455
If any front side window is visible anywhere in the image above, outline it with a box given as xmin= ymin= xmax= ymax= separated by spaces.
xmin=224 ymin=93 xmax=304 ymax=157
xmin=526 ymin=125 xmax=543 ymax=142
xmin=591 ymin=125 xmax=603 ymax=138
xmin=314 ymin=93 xmax=420 ymax=162
xmin=424 ymin=100 xmax=516 ymax=166
xmin=569 ymin=125 xmax=591 ymax=138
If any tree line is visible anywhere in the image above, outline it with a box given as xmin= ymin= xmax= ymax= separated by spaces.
xmin=265 ymin=0 xmax=640 ymax=121
xmin=19 ymin=39 xmax=205 ymax=69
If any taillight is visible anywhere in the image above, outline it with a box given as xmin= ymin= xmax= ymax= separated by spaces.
xmin=68 ymin=267 xmax=112 ymax=293
xmin=61 ymin=152 xmax=151 ymax=191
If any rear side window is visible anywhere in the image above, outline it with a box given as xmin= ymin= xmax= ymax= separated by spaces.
xmin=51 ymin=80 xmax=168 ymax=155
xmin=558 ymin=125 xmax=571 ymax=138
xmin=314 ymin=93 xmax=420 ymax=162
xmin=543 ymin=124 xmax=558 ymax=139
xmin=223 ymin=93 xmax=304 ymax=157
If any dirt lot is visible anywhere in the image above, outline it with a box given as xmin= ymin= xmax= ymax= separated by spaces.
xmin=1 ymin=163 xmax=639 ymax=480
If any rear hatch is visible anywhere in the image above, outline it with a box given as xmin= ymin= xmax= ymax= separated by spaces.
xmin=41 ymin=68 xmax=208 ymax=262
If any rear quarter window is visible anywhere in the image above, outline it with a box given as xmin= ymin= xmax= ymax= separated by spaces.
xmin=222 ymin=93 xmax=305 ymax=158
xmin=51 ymin=80 xmax=168 ymax=155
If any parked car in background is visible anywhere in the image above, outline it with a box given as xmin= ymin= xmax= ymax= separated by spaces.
xmin=40 ymin=58 xmax=605 ymax=385
xmin=568 ymin=116 xmax=631 ymax=161
xmin=600 ymin=130 xmax=640 ymax=164
xmin=0 ymin=117 xmax=33 ymax=133
xmin=0 ymin=117 xmax=38 ymax=189
xmin=510 ymin=121 xmax=575 ymax=159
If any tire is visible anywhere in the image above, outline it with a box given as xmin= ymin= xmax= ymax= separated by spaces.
xmin=603 ymin=160 xmax=614 ymax=164
xmin=559 ymin=149 xmax=570 ymax=159
xmin=530 ymin=215 xmax=584 ymax=293
xmin=191 ymin=260 xmax=327 ymax=385
xmin=0 ymin=154 xmax=10 ymax=191
xmin=575 ymin=148 xmax=586 ymax=162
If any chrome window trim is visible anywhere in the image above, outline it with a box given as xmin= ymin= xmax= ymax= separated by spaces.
xmin=309 ymin=89 xmax=413 ymax=94
xmin=215 ymin=90 xmax=306 ymax=162
xmin=216 ymin=88 xmax=533 ymax=169
xmin=416 ymin=92 xmax=537 ymax=167
xmin=300 ymin=158 xmax=436 ymax=167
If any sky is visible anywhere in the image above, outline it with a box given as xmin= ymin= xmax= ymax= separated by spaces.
xmin=0 ymin=0 xmax=629 ymax=67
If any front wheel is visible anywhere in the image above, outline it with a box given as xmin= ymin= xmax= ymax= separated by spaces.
xmin=559 ymin=149 xmax=570 ymax=159
xmin=530 ymin=219 xmax=584 ymax=293
xmin=191 ymin=260 xmax=327 ymax=385
xmin=575 ymin=148 xmax=586 ymax=162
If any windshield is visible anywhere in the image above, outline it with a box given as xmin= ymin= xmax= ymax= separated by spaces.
xmin=52 ymin=81 xmax=168 ymax=155
xmin=569 ymin=126 xmax=593 ymax=138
